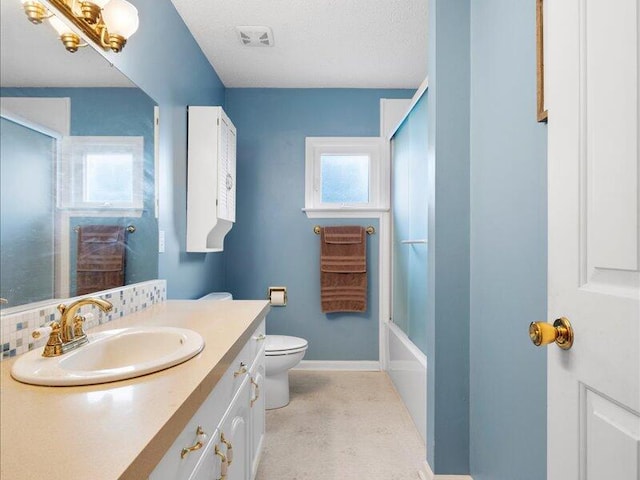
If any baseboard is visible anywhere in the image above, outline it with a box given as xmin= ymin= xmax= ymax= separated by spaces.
xmin=418 ymin=462 xmax=430 ymax=480
xmin=420 ymin=461 xmax=473 ymax=480
xmin=293 ymin=360 xmax=380 ymax=371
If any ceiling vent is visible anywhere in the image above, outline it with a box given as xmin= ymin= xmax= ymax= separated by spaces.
xmin=235 ymin=26 xmax=274 ymax=47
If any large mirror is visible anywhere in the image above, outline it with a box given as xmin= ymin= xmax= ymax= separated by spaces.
xmin=0 ymin=0 xmax=159 ymax=312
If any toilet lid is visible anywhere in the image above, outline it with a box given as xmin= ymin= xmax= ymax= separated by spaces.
xmin=265 ymin=335 xmax=308 ymax=352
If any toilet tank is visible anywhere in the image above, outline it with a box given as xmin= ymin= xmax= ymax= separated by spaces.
xmin=199 ymin=292 xmax=233 ymax=301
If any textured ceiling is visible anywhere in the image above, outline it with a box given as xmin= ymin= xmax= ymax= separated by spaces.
xmin=170 ymin=0 xmax=428 ymax=89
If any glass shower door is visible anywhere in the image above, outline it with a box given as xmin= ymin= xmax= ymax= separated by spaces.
xmin=391 ymin=95 xmax=428 ymax=354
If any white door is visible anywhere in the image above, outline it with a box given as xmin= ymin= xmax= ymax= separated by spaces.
xmin=546 ymin=0 xmax=640 ymax=479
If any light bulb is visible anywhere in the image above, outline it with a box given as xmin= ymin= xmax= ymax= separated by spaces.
xmin=102 ymin=0 xmax=139 ymax=39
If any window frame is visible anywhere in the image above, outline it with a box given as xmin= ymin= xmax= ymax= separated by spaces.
xmin=304 ymin=137 xmax=388 ymax=218
xmin=58 ymin=136 xmax=144 ymax=216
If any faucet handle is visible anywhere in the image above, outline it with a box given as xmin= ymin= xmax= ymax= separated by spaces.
xmin=73 ymin=313 xmax=94 ymax=338
xmin=73 ymin=316 xmax=85 ymax=338
xmin=32 ymin=324 xmax=53 ymax=340
xmin=38 ymin=322 xmax=63 ymax=357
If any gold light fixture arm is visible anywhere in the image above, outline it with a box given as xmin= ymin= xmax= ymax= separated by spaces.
xmin=22 ymin=1 xmax=53 ymax=24
xmin=79 ymin=1 xmax=101 ymax=24
xmin=45 ymin=0 xmax=104 ymax=48
xmin=59 ymin=32 xmax=88 ymax=52
xmin=99 ymin=25 xmax=127 ymax=53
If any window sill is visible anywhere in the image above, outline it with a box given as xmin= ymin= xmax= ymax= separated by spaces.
xmin=302 ymin=207 xmax=389 ymax=219
xmin=61 ymin=208 xmax=144 ymax=218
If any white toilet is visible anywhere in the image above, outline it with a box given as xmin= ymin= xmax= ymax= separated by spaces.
xmin=265 ymin=335 xmax=308 ymax=409
xmin=198 ymin=292 xmax=307 ymax=410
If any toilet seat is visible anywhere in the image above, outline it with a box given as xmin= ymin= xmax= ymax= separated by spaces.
xmin=265 ymin=335 xmax=308 ymax=356
xmin=265 ymin=346 xmax=308 ymax=356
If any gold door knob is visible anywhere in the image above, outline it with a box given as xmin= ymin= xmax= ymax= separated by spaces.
xmin=529 ymin=317 xmax=574 ymax=350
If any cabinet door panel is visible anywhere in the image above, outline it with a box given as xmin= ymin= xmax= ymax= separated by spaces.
xmin=149 ymin=420 xmax=213 ymax=479
xmin=189 ymin=431 xmax=222 ymax=480
xmin=219 ymin=378 xmax=251 ymax=480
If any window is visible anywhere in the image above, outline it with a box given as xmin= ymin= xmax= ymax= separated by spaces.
xmin=59 ymin=136 xmax=144 ymax=213
xmin=304 ymin=137 xmax=387 ymax=217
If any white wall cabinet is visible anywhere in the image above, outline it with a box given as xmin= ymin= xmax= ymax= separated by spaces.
xmin=187 ymin=106 xmax=236 ymax=252
xmin=150 ymin=320 xmax=265 ymax=480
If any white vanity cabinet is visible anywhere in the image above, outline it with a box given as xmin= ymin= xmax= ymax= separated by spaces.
xmin=190 ymin=377 xmax=251 ymax=480
xmin=186 ymin=106 xmax=236 ymax=252
xmin=150 ymin=319 xmax=265 ymax=480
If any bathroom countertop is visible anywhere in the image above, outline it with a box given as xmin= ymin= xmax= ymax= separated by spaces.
xmin=0 ymin=299 xmax=270 ymax=480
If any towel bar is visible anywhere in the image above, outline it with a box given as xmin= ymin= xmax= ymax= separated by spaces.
xmin=313 ymin=225 xmax=375 ymax=235
xmin=74 ymin=225 xmax=136 ymax=233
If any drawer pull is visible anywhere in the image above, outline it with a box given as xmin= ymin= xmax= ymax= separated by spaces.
xmin=214 ymin=444 xmax=228 ymax=479
xmin=250 ymin=377 xmax=260 ymax=407
xmin=220 ymin=432 xmax=234 ymax=466
xmin=234 ymin=362 xmax=248 ymax=377
xmin=254 ymin=333 xmax=266 ymax=341
xmin=180 ymin=426 xmax=207 ymax=459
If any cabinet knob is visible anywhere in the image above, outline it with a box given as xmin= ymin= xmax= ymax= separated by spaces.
xmin=233 ymin=362 xmax=248 ymax=377
xmin=251 ymin=376 xmax=260 ymax=407
xmin=220 ymin=432 xmax=234 ymax=466
xmin=180 ymin=425 xmax=207 ymax=459
xmin=215 ymin=444 xmax=228 ymax=479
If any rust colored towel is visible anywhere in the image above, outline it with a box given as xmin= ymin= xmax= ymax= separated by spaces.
xmin=76 ymin=225 xmax=126 ymax=296
xmin=320 ymin=226 xmax=367 ymax=313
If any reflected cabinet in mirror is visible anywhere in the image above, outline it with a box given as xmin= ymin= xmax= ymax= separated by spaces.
xmin=0 ymin=0 xmax=159 ymax=311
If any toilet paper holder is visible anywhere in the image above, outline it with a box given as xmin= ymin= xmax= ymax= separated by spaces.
xmin=268 ymin=286 xmax=287 ymax=306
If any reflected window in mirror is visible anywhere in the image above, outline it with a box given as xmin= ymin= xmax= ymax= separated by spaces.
xmin=60 ymin=136 xmax=144 ymax=213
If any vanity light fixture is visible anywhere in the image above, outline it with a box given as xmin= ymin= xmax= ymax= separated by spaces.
xmin=20 ymin=0 xmax=139 ymax=53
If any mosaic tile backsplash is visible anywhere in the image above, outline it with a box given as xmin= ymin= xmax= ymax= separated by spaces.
xmin=0 ymin=280 xmax=166 ymax=360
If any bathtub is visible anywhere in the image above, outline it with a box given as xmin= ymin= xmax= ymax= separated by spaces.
xmin=385 ymin=321 xmax=427 ymax=444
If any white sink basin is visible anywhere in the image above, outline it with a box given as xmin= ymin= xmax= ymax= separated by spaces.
xmin=11 ymin=326 xmax=205 ymax=386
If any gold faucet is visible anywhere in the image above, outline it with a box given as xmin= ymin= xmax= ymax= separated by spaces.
xmin=35 ymin=297 xmax=113 ymax=357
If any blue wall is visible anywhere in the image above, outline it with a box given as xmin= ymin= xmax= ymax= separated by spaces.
xmin=105 ymin=0 xmax=227 ymax=299
xmin=427 ymin=0 xmax=471 ymax=473
xmin=469 ymin=1 xmax=548 ymax=479
xmin=224 ymin=88 xmax=413 ymax=361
